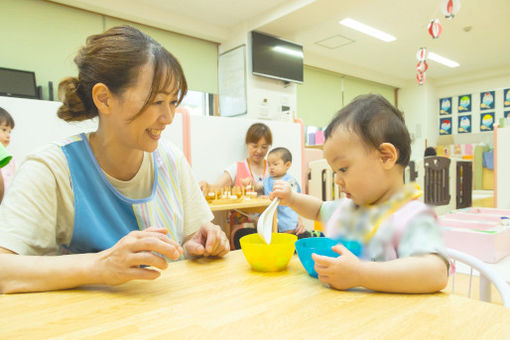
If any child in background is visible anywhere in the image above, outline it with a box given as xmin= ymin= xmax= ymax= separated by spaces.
xmin=263 ymin=147 xmax=305 ymax=235
xmin=0 ymin=107 xmax=16 ymax=192
xmin=270 ymin=94 xmax=448 ymax=293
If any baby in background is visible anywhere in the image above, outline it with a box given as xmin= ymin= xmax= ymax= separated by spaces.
xmin=270 ymin=94 xmax=448 ymax=294
xmin=0 ymin=107 xmax=16 ymax=192
xmin=263 ymin=147 xmax=304 ymax=235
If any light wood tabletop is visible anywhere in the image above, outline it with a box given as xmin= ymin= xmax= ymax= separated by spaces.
xmin=1 ymin=251 xmax=509 ymax=339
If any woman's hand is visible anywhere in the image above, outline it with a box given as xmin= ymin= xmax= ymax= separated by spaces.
xmin=312 ymin=244 xmax=361 ymax=290
xmin=183 ymin=222 xmax=230 ymax=258
xmin=241 ymin=177 xmax=253 ymax=188
xmin=269 ymin=180 xmax=294 ymax=206
xmin=95 ymin=226 xmax=183 ymax=286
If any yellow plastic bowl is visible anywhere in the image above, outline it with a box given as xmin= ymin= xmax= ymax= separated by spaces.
xmin=240 ymin=233 xmax=297 ymax=272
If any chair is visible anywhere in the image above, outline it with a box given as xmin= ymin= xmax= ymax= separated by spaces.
xmin=447 ymin=248 xmax=510 ymax=308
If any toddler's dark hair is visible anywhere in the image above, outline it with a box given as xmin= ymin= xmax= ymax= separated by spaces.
xmin=0 ymin=107 xmax=15 ymax=129
xmin=424 ymin=146 xmax=437 ymax=157
xmin=324 ymin=94 xmax=411 ymax=166
xmin=268 ymin=147 xmax=292 ymax=163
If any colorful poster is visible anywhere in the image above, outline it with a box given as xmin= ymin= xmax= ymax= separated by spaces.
xmin=440 ymin=117 xmax=452 ymax=135
xmin=480 ymin=91 xmax=495 ymax=110
xmin=439 ymin=97 xmax=452 ymax=115
xmin=504 ymin=88 xmax=510 ymax=107
xmin=480 ymin=112 xmax=495 ymax=131
xmin=505 ymin=110 xmax=510 ymax=118
xmin=458 ymin=115 xmax=471 ymax=133
xmin=457 ymin=94 xmax=471 ymax=113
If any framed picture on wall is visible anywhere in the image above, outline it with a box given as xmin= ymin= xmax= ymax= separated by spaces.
xmin=480 ymin=112 xmax=495 ymax=131
xmin=504 ymin=88 xmax=510 ymax=107
xmin=439 ymin=117 xmax=452 ymax=135
xmin=457 ymin=115 xmax=471 ymax=133
xmin=439 ymin=97 xmax=452 ymax=115
xmin=457 ymin=94 xmax=471 ymax=113
xmin=480 ymin=91 xmax=495 ymax=110
xmin=505 ymin=110 xmax=510 ymax=118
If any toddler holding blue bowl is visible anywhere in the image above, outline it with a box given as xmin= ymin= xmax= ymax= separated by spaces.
xmin=270 ymin=94 xmax=449 ymax=293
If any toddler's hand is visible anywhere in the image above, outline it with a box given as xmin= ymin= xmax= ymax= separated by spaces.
xmin=269 ymin=180 xmax=293 ymax=206
xmin=312 ymin=244 xmax=361 ymax=290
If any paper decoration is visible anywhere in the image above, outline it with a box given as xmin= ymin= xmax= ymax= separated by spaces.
xmin=416 ymin=47 xmax=428 ymax=61
xmin=416 ymin=61 xmax=428 ymax=73
xmin=504 ymin=88 xmax=510 ymax=107
xmin=440 ymin=117 xmax=452 ymax=135
xmin=427 ymin=19 xmax=442 ymax=39
xmin=457 ymin=94 xmax=471 ymax=113
xmin=458 ymin=115 xmax=471 ymax=133
xmin=480 ymin=91 xmax=495 ymax=110
xmin=442 ymin=0 xmax=461 ymax=19
xmin=416 ymin=71 xmax=426 ymax=85
xmin=480 ymin=112 xmax=495 ymax=131
xmin=440 ymin=97 xmax=452 ymax=115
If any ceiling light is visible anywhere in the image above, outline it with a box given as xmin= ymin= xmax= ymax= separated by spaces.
xmin=339 ymin=18 xmax=396 ymax=42
xmin=428 ymin=52 xmax=460 ymax=68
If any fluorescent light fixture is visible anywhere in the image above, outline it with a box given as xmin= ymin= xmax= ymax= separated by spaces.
xmin=428 ymin=52 xmax=460 ymax=68
xmin=339 ymin=18 xmax=396 ymax=42
xmin=273 ymin=46 xmax=303 ymax=58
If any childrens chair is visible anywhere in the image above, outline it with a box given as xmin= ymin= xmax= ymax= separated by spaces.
xmin=447 ymin=248 xmax=510 ymax=308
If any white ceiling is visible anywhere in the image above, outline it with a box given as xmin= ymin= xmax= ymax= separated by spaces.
xmin=51 ymin=0 xmax=510 ymax=87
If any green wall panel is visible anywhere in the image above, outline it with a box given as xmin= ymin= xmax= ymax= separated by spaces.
xmin=105 ymin=18 xmax=218 ymax=94
xmin=343 ymin=76 xmax=395 ymax=107
xmin=0 ymin=0 xmax=102 ymax=100
xmin=297 ymin=65 xmax=396 ymax=128
xmin=297 ymin=66 xmax=343 ymax=128
xmin=0 ymin=0 xmax=218 ymax=100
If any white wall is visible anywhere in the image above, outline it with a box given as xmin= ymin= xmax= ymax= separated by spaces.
xmin=189 ymin=115 xmax=303 ymax=187
xmin=398 ymin=72 xmax=510 ymax=161
xmin=398 ymin=80 xmax=436 ymax=161
xmin=496 ymin=125 xmax=510 ymax=209
xmin=0 ymin=96 xmax=303 ymax=189
xmin=0 ymin=97 xmax=97 ymax=164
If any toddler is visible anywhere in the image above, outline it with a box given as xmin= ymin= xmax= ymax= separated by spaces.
xmin=270 ymin=94 xmax=448 ymax=293
xmin=0 ymin=107 xmax=15 ymax=192
xmin=263 ymin=147 xmax=304 ymax=235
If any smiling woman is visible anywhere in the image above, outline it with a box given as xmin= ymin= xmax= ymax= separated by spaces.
xmin=0 ymin=25 xmax=229 ymax=294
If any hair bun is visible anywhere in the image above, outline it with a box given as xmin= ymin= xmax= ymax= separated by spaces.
xmin=57 ymin=77 xmax=92 ymax=122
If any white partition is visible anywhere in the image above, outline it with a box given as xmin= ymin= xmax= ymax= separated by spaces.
xmin=189 ymin=115 xmax=303 ymax=187
xmin=160 ymin=113 xmax=184 ymax=151
xmin=0 ymin=96 xmax=97 ymax=164
xmin=495 ymin=125 xmax=510 ymax=209
xmin=0 ymin=96 xmax=185 ymax=165
xmin=0 ymin=96 xmax=301 ymax=188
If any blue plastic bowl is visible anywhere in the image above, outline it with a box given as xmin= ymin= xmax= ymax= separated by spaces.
xmin=295 ymin=237 xmax=363 ymax=278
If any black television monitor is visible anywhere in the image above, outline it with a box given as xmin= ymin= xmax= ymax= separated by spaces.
xmin=0 ymin=67 xmax=38 ymax=99
xmin=251 ymin=31 xmax=303 ymax=84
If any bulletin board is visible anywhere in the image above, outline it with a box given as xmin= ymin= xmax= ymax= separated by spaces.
xmin=218 ymin=45 xmax=247 ymax=117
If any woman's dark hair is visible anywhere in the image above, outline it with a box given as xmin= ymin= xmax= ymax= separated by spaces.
xmin=0 ymin=107 xmax=14 ymax=129
xmin=324 ymin=94 xmax=411 ymax=166
xmin=57 ymin=25 xmax=187 ymax=122
xmin=245 ymin=123 xmax=273 ymax=145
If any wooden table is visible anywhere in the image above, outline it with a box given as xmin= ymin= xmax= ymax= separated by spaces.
xmin=1 ymin=251 xmax=510 ymax=339
xmin=208 ymin=197 xmax=277 ymax=235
